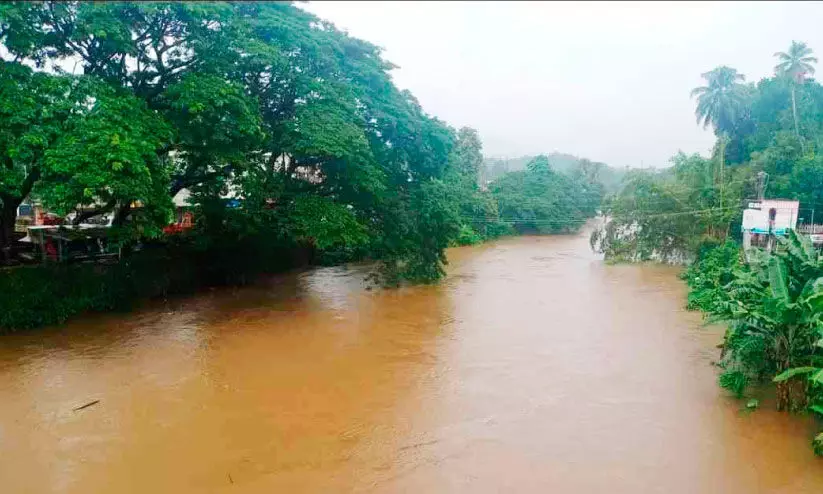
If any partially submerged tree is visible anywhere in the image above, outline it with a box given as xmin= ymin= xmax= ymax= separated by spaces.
xmin=591 ymin=153 xmax=746 ymax=262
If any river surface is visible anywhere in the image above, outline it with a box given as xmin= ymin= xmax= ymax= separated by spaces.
xmin=1 ymin=230 xmax=822 ymax=493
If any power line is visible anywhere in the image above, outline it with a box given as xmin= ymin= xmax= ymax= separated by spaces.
xmin=597 ymin=177 xmax=759 ymax=210
xmin=461 ymin=205 xmax=747 ymax=225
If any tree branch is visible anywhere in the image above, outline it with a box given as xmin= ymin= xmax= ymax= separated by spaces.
xmin=46 ymin=3 xmax=92 ymax=64
xmin=72 ymin=198 xmax=116 ymax=225
xmin=170 ymin=163 xmax=235 ymax=195
xmin=18 ymin=166 xmax=40 ymax=201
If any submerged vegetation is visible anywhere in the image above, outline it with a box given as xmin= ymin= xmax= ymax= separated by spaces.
xmin=683 ymin=232 xmax=823 ymax=454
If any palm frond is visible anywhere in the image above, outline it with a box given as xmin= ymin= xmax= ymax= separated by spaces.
xmin=774 ymin=41 xmax=817 ymax=79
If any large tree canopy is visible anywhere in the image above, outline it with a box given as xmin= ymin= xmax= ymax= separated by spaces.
xmin=1 ymin=1 xmax=604 ymax=282
xmin=1 ymin=1 xmax=598 ymax=283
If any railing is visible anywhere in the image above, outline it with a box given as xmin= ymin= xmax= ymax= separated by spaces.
xmin=797 ymin=224 xmax=823 ymax=234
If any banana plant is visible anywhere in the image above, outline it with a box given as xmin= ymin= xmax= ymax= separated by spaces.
xmin=774 ymin=335 xmax=823 ymax=455
xmin=713 ymin=231 xmax=823 ymax=412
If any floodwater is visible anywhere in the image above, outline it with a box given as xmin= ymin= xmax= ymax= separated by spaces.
xmin=1 ymin=229 xmax=822 ymax=493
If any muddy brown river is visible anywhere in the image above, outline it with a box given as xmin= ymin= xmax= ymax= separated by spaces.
xmin=1 ymin=230 xmax=822 ymax=493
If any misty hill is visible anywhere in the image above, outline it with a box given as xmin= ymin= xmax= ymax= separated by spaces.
xmin=483 ymin=153 xmax=626 ymax=192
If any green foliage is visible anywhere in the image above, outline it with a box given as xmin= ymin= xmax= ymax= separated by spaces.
xmin=0 ymin=247 xmax=197 ymax=331
xmin=592 ymin=153 xmax=746 ymax=262
xmin=682 ymin=240 xmax=741 ymax=312
xmin=0 ymin=62 xmax=76 ymax=199
xmin=787 ymin=153 xmax=823 ymax=209
xmin=491 ymin=155 xmax=599 ymax=235
xmin=0 ymin=1 xmax=471 ymax=285
xmin=814 ymin=433 xmax=823 ymax=456
xmin=699 ymin=232 xmax=823 ymax=413
xmin=773 ymin=366 xmax=817 ymax=382
xmin=719 ymin=370 xmax=750 ymax=398
xmin=684 ymin=230 xmax=823 ymax=453
xmin=453 ymin=224 xmax=483 ymax=246
xmin=0 ymin=61 xmax=85 ymax=254
xmin=440 ymin=126 xmax=518 ymax=244
xmin=482 ymin=153 xmax=623 ymax=192
xmin=163 ymin=72 xmax=264 ymax=176
xmin=595 ymin=40 xmax=823 ymax=455
xmin=40 ymin=85 xmax=173 ymax=231
xmin=595 ymin=42 xmax=823 ymax=270
xmin=279 ymin=195 xmax=369 ymax=251
xmin=453 ymin=127 xmax=484 ymax=179
xmin=775 ymin=41 xmax=818 ymax=82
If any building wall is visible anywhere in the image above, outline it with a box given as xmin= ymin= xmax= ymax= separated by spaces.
xmin=742 ymin=199 xmax=799 ymax=235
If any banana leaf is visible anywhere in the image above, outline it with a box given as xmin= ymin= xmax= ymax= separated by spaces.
xmin=768 ymin=256 xmax=790 ymax=304
xmin=773 ymin=366 xmax=817 ymax=382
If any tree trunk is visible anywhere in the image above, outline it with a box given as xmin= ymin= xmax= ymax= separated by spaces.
xmin=0 ymin=168 xmax=39 ymax=262
xmin=791 ymin=85 xmax=800 ymax=141
xmin=776 ymin=377 xmax=808 ymax=412
xmin=113 ymin=203 xmax=132 ymax=227
xmin=72 ymin=199 xmax=116 ymax=225
xmin=0 ymin=199 xmax=19 ymax=263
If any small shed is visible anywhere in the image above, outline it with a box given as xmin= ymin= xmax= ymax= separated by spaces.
xmin=21 ymin=225 xmax=116 ymax=263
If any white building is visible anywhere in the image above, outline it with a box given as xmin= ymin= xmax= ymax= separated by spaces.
xmin=741 ymin=199 xmax=799 ymax=250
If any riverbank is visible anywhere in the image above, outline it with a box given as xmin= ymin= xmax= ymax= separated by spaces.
xmin=0 ymin=239 xmax=312 ymax=333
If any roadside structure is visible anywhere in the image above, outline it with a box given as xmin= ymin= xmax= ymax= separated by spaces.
xmin=741 ymin=199 xmax=799 ymax=251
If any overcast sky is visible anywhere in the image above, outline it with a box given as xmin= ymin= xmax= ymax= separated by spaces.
xmin=304 ymin=1 xmax=823 ymax=168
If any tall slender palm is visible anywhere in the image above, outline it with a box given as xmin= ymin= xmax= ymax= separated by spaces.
xmin=691 ymin=66 xmax=747 ymax=210
xmin=691 ymin=66 xmax=747 ymax=135
xmin=774 ymin=41 xmax=817 ymax=142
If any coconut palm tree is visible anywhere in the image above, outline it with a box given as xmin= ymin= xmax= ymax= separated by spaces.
xmin=691 ymin=66 xmax=748 ymax=207
xmin=774 ymin=41 xmax=818 ymax=142
xmin=691 ymin=66 xmax=747 ymax=135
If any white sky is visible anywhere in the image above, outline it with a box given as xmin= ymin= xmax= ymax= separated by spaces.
xmin=304 ymin=1 xmax=823 ymax=167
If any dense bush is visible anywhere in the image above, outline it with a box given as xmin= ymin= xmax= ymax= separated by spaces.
xmin=0 ymin=253 xmax=189 ymax=332
xmin=490 ymin=156 xmax=600 ymax=235
xmin=681 ymin=240 xmax=742 ymax=312
xmin=0 ymin=235 xmax=311 ymax=332
xmin=453 ymin=225 xmax=484 ymax=246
